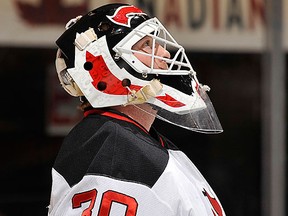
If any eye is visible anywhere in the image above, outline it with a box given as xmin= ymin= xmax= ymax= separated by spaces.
xmin=142 ymin=39 xmax=151 ymax=48
xmin=132 ymin=36 xmax=154 ymax=51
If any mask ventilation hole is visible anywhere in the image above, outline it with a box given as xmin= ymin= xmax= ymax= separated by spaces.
xmin=84 ymin=61 xmax=93 ymax=70
xmin=122 ymin=78 xmax=131 ymax=87
xmin=97 ymin=81 xmax=107 ymax=91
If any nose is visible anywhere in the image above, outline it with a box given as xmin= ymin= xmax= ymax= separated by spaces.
xmin=155 ymin=44 xmax=171 ymax=59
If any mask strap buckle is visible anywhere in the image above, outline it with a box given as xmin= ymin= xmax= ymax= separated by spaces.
xmin=125 ymin=79 xmax=163 ymax=105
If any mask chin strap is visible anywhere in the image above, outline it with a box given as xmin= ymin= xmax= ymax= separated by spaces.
xmin=125 ymin=79 xmax=163 ymax=106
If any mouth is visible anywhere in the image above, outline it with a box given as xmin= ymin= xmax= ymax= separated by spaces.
xmin=155 ymin=59 xmax=169 ymax=70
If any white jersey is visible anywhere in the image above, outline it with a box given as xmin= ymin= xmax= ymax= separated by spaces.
xmin=48 ymin=109 xmax=225 ymax=216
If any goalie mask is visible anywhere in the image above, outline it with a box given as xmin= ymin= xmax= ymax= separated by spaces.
xmin=55 ymin=3 xmax=223 ymax=133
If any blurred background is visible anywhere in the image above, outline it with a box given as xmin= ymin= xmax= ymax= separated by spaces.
xmin=0 ymin=0 xmax=286 ymax=215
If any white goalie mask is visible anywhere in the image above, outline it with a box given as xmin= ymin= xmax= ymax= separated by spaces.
xmin=55 ymin=3 xmax=223 ymax=133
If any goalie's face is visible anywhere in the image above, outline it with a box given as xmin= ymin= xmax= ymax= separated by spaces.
xmin=132 ymin=36 xmax=171 ymax=70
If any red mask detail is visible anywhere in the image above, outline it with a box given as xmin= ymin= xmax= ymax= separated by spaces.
xmin=156 ymin=94 xmax=185 ymax=108
xmin=107 ymin=5 xmax=145 ymax=27
xmin=86 ymin=51 xmax=185 ymax=108
xmin=86 ymin=51 xmax=141 ymax=95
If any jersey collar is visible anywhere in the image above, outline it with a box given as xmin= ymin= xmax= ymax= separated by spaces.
xmin=84 ymin=108 xmax=165 ymax=147
xmin=84 ymin=108 xmax=149 ymax=134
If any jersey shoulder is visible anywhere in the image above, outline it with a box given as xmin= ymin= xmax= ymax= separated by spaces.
xmin=54 ymin=114 xmax=169 ymax=188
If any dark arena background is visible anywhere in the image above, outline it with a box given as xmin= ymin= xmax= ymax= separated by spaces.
xmin=0 ymin=1 xmax=286 ymax=216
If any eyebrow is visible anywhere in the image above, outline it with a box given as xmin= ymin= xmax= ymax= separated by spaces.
xmin=132 ymin=37 xmax=149 ymax=50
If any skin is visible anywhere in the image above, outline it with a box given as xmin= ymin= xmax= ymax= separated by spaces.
xmin=132 ymin=35 xmax=171 ymax=70
xmin=114 ymin=36 xmax=171 ymax=131
xmin=113 ymin=104 xmax=157 ymax=131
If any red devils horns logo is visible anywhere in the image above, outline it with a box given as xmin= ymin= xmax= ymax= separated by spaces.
xmin=107 ymin=5 xmax=146 ymax=27
xmin=202 ymin=188 xmax=223 ymax=216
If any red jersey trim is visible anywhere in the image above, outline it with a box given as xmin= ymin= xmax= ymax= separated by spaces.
xmin=84 ymin=109 xmax=149 ymax=134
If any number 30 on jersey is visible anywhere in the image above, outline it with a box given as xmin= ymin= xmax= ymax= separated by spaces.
xmin=72 ymin=189 xmax=138 ymax=216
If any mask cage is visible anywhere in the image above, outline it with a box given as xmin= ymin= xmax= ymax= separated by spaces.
xmin=114 ymin=17 xmax=196 ymax=76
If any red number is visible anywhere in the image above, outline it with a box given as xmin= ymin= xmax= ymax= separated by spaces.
xmin=72 ymin=189 xmax=97 ymax=216
xmin=72 ymin=189 xmax=138 ymax=216
xmin=98 ymin=190 xmax=138 ymax=216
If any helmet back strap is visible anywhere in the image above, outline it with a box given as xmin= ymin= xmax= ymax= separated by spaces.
xmin=55 ymin=49 xmax=83 ymax=97
xmin=74 ymin=28 xmax=98 ymax=51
